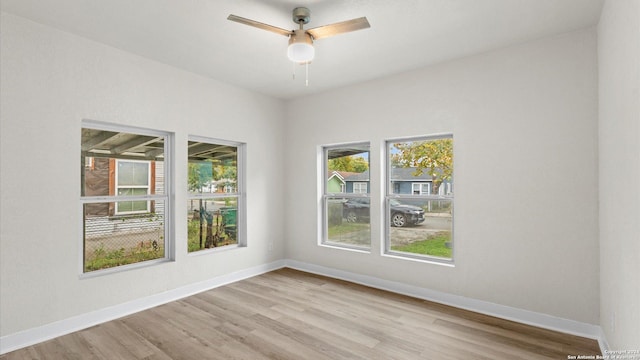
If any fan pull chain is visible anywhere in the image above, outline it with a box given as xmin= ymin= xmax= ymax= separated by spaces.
xmin=291 ymin=62 xmax=309 ymax=86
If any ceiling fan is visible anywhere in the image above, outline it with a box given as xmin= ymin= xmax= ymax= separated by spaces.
xmin=227 ymin=7 xmax=370 ymax=65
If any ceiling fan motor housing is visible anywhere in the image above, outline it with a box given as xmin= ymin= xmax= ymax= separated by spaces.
xmin=289 ymin=29 xmax=313 ymax=45
xmin=288 ymin=29 xmax=314 ymax=63
xmin=292 ymin=7 xmax=311 ymax=25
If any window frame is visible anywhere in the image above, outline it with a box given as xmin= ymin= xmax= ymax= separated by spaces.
xmin=384 ymin=134 xmax=454 ymax=264
xmin=80 ymin=120 xmax=174 ymax=276
xmin=187 ymin=135 xmax=246 ymax=254
xmin=320 ymin=142 xmax=371 ymax=251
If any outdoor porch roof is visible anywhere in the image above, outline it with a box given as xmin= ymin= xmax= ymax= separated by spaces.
xmin=81 ymin=129 xmax=236 ymax=162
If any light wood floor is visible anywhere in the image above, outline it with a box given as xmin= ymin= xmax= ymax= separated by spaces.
xmin=2 ymin=268 xmax=600 ymax=360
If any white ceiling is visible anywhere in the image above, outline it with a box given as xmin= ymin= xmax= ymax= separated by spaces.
xmin=1 ymin=0 xmax=604 ymax=100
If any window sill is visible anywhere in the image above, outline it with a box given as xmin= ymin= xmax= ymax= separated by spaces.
xmin=187 ymin=244 xmax=244 ymax=257
xmin=80 ymin=258 xmax=172 ymax=279
xmin=319 ymin=242 xmax=371 ymax=254
xmin=382 ymin=252 xmax=455 ymax=267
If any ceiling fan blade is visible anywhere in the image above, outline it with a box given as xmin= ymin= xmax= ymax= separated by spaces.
xmin=307 ymin=17 xmax=370 ymax=40
xmin=227 ymin=14 xmax=292 ymax=37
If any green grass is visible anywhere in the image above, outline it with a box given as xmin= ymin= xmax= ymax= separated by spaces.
xmin=188 ymin=220 xmax=202 ymax=252
xmin=391 ymin=232 xmax=452 ymax=258
xmin=85 ymin=242 xmax=163 ymax=272
xmin=187 ymin=219 xmax=237 ymax=252
xmin=327 ymin=222 xmax=369 ymax=237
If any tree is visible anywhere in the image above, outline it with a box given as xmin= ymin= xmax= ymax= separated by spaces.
xmin=392 ymin=138 xmax=453 ymax=194
xmin=188 ymin=162 xmax=213 ymax=192
xmin=328 ymin=155 xmax=369 ymax=173
xmin=188 ymin=159 xmax=238 ymax=249
xmin=189 ymin=160 xmax=237 ymax=192
xmin=213 ymin=159 xmax=237 ymax=184
xmin=188 ymin=162 xmax=213 ymax=249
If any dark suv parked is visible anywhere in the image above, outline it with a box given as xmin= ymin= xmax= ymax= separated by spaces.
xmin=343 ymin=198 xmax=425 ymax=227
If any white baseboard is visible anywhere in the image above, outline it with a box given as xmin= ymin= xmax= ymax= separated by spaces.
xmin=1 ymin=258 xmax=608 ymax=356
xmin=0 ymin=260 xmax=287 ymax=355
xmin=285 ymin=259 xmax=607 ymax=350
xmin=598 ymin=335 xmax=610 ymax=355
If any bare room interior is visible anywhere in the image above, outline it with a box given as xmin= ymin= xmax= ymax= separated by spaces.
xmin=0 ymin=0 xmax=638 ymax=359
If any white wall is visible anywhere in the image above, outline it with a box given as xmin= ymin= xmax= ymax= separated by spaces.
xmin=0 ymin=13 xmax=285 ymax=337
xmin=598 ymin=0 xmax=640 ymax=350
xmin=285 ymin=28 xmax=600 ymax=325
xmin=2 ymin=6 xmax=621 ymax=349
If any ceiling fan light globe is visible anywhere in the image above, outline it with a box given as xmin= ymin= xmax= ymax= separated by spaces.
xmin=288 ymin=29 xmax=314 ymax=63
xmin=288 ymin=43 xmax=314 ymax=63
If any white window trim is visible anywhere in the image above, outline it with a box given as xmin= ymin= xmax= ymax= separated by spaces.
xmin=320 ymin=142 xmax=371 ymax=251
xmin=187 ymin=135 xmax=246 ymax=254
xmin=384 ymin=134 xmax=454 ymax=265
xmin=80 ymin=120 xmax=174 ymax=277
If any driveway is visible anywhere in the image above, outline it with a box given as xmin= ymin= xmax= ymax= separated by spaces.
xmin=327 ymin=214 xmax=451 ymax=247
xmin=390 ymin=214 xmax=451 ymax=245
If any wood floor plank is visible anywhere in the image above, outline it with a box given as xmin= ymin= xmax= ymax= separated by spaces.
xmin=1 ymin=268 xmax=601 ymax=360
xmin=273 ymin=311 xmax=389 ymax=359
xmin=77 ymin=322 xmax=160 ymax=360
xmin=119 ymin=308 xmax=221 ymax=360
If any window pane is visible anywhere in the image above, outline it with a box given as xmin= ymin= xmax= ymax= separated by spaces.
xmin=82 ymin=159 xmax=162 ymax=196
xmin=386 ymin=136 xmax=453 ymax=262
xmin=326 ymin=145 xmax=370 ymax=194
xmin=187 ymin=197 xmax=238 ymax=252
xmin=117 ymin=161 xmax=133 ymax=184
xmin=116 ymin=188 xmax=149 ymax=213
xmin=324 ymin=144 xmax=371 ymax=250
xmin=81 ymin=128 xmax=165 ymax=196
xmin=116 ymin=200 xmax=148 ymax=213
xmin=118 ymin=161 xmax=150 ymax=187
xmin=353 ymin=182 xmax=368 ymax=193
xmin=389 ymin=138 xmax=453 ymax=195
xmin=83 ymin=201 xmax=165 ymax=272
xmin=188 ymin=141 xmax=238 ymax=195
xmin=116 ymin=187 xmax=148 ymax=196
xmin=326 ymin=196 xmax=371 ymax=248
xmin=388 ymin=198 xmax=452 ymax=260
xmin=117 ymin=162 xmax=149 ymax=186
xmin=81 ymin=126 xmax=169 ymax=274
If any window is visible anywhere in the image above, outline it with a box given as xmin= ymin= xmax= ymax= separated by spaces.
xmin=386 ymin=135 xmax=453 ymax=262
xmin=115 ymin=160 xmax=151 ymax=214
xmin=187 ymin=137 xmax=244 ymax=253
xmin=81 ymin=123 xmax=171 ymax=273
xmin=411 ymin=182 xmax=431 ymax=195
xmin=353 ymin=182 xmax=368 ymax=194
xmin=85 ymin=157 xmax=94 ymax=169
xmin=322 ymin=143 xmax=370 ymax=249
